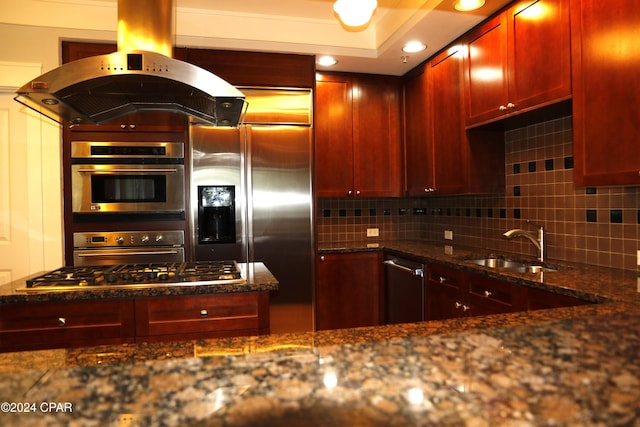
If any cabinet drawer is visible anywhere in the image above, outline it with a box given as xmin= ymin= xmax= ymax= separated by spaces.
xmin=0 ymin=299 xmax=135 ymax=352
xmin=426 ymin=264 xmax=465 ymax=289
xmin=135 ymin=293 xmax=270 ymax=341
xmin=468 ymin=274 xmax=520 ymax=306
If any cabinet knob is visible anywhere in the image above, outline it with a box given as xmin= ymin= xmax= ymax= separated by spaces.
xmin=120 ymin=124 xmax=127 ymax=129
xmin=499 ymin=105 xmax=507 ymax=111
xmin=320 ymin=255 xmax=325 ymax=261
xmin=200 ymin=309 xmax=208 ymax=317
xmin=356 ymin=190 xmax=361 ymax=196
xmin=483 ymin=290 xmax=492 ymax=297
xmin=424 ymin=188 xmax=435 ymax=193
xmin=57 ymin=317 xmax=66 ymax=326
xmin=129 ymin=124 xmax=136 ymax=129
xmin=438 ymin=276 xmax=447 ymax=284
xmin=348 ymin=190 xmax=353 ymax=196
xmin=507 ymin=102 xmax=516 ymax=109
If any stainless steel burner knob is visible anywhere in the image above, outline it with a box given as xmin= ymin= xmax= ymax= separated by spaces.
xmin=116 ymin=236 xmax=124 ymax=245
xmin=141 ymin=235 xmax=150 ymax=243
xmin=155 ymin=235 xmax=163 ymax=242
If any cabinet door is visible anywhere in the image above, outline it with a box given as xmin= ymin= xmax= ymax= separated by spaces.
xmin=572 ymin=0 xmax=640 ymax=186
xmin=403 ymin=66 xmax=433 ymax=196
xmin=508 ymin=0 xmax=571 ymax=112
xmin=425 ymin=264 xmax=467 ymax=321
xmin=316 ymin=252 xmax=383 ymax=330
xmin=353 ymin=75 xmax=403 ymax=197
xmin=135 ymin=293 xmax=270 ymax=342
xmin=315 ymin=74 xmax=355 ymax=197
xmin=465 ymin=13 xmax=509 ymax=125
xmin=430 ymin=46 xmax=468 ymax=194
xmin=0 ymin=299 xmax=135 ymax=353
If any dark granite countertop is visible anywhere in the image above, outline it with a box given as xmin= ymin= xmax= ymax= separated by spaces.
xmin=0 ymin=262 xmax=279 ymax=304
xmin=1 ymin=242 xmax=639 ymax=426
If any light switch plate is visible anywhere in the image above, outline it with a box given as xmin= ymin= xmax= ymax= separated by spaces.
xmin=367 ymin=228 xmax=379 ymax=237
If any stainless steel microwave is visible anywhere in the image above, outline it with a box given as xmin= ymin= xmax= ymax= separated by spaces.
xmin=71 ymin=141 xmax=185 ymax=214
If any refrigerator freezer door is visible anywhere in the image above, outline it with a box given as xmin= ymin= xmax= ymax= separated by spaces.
xmin=247 ymin=125 xmax=314 ymax=306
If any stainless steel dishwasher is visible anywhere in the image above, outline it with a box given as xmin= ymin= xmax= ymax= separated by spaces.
xmin=383 ymin=255 xmax=425 ymax=324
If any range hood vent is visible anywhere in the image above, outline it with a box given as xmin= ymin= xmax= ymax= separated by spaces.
xmin=14 ymin=0 xmax=245 ymax=127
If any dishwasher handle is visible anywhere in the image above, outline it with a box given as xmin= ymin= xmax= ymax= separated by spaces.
xmin=384 ymin=259 xmax=424 ymax=277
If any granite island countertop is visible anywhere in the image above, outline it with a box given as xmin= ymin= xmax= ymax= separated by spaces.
xmin=1 ymin=242 xmax=639 ymax=426
xmin=0 ymin=262 xmax=278 ymax=304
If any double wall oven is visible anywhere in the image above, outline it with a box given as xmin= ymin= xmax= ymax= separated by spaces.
xmin=69 ymin=140 xmax=187 ymax=266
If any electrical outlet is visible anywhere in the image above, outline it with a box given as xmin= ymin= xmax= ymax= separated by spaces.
xmin=367 ymin=228 xmax=379 ymax=237
xmin=444 ymin=230 xmax=453 ymax=240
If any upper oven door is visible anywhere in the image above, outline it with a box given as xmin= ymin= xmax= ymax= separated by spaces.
xmin=71 ymin=163 xmax=185 ymax=213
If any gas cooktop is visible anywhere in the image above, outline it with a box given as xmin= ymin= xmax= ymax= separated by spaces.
xmin=24 ymin=261 xmax=245 ymax=291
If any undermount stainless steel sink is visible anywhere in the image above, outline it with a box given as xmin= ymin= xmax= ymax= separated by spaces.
xmin=464 ymin=257 xmax=559 ymax=273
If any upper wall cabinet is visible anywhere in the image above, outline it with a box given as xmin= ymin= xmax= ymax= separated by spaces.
xmin=316 ymin=73 xmax=403 ymax=198
xmin=403 ymin=47 xmax=505 ymax=197
xmin=572 ymin=0 xmax=640 ymax=186
xmin=464 ymin=0 xmax=571 ymax=127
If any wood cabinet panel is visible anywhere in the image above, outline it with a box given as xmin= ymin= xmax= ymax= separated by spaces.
xmin=403 ymin=52 xmax=505 ymax=197
xmin=467 ymin=273 xmax=525 ymax=316
xmin=572 ymin=0 xmax=640 ymax=186
xmin=316 ymin=252 xmax=383 ymax=330
xmin=465 ymin=0 xmax=571 ymax=127
xmin=316 ymin=73 xmax=402 ymax=198
xmin=425 ymin=264 xmax=467 ymax=321
xmin=315 ymin=75 xmax=354 ymax=197
xmin=526 ymin=287 xmax=591 ymax=311
xmin=403 ymin=66 xmax=432 ymax=196
xmin=0 ymin=299 xmax=135 ymax=353
xmin=135 ymin=292 xmax=270 ymax=342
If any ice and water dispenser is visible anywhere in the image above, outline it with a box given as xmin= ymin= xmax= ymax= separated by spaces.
xmin=197 ymin=186 xmax=236 ymax=244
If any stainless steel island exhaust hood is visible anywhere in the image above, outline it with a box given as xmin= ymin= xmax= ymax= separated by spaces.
xmin=14 ymin=0 xmax=246 ymax=127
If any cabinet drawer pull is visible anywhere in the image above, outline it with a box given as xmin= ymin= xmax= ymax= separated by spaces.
xmin=200 ymin=309 xmax=208 ymax=317
xmin=484 ymin=290 xmax=492 ymax=297
xmin=57 ymin=317 xmax=66 ymax=326
xmin=455 ymin=302 xmax=470 ymax=311
xmin=439 ymin=276 xmax=447 ymax=284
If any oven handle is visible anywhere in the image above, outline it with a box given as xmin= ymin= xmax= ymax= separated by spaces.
xmin=74 ymin=168 xmax=180 ymax=173
xmin=76 ymin=250 xmax=181 ymax=257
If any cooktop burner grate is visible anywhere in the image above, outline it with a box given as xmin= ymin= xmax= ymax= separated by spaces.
xmin=26 ymin=261 xmax=243 ymax=288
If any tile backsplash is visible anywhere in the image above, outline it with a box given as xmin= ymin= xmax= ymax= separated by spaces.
xmin=317 ymin=115 xmax=640 ymax=271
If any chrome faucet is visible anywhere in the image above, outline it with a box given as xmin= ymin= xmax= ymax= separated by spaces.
xmin=503 ymin=222 xmax=545 ymax=262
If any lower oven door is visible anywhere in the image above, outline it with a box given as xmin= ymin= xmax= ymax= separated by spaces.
xmin=73 ymin=247 xmax=185 ymax=266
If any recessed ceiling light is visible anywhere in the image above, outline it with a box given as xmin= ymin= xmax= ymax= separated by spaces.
xmin=402 ymin=41 xmax=426 ymax=53
xmin=317 ymin=55 xmax=338 ymax=67
xmin=454 ymin=0 xmax=485 ymax=11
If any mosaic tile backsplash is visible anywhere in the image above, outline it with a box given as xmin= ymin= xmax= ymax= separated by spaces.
xmin=317 ymin=115 xmax=640 ymax=271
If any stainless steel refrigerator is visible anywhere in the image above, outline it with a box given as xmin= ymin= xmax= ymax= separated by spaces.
xmin=190 ymin=88 xmax=314 ymax=332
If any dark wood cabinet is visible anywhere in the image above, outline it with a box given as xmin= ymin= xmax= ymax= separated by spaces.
xmin=425 ymin=264 xmax=467 ymax=321
xmin=0 ymin=299 xmax=135 ymax=353
xmin=316 ymin=252 xmax=383 ymax=330
xmin=316 ymin=73 xmax=403 ymax=198
xmin=467 ymin=274 xmax=526 ymax=316
xmin=464 ymin=0 xmax=571 ymax=127
xmin=571 ymin=0 xmax=640 ymax=186
xmin=135 ymin=292 xmax=270 ymax=342
xmin=426 ymin=262 xmax=589 ymax=322
xmin=403 ymin=49 xmax=505 ymax=196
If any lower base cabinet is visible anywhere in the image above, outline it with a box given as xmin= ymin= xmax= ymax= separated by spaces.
xmin=135 ymin=292 xmax=270 ymax=343
xmin=426 ymin=263 xmax=591 ymax=322
xmin=316 ymin=252 xmax=383 ymax=330
xmin=0 ymin=292 xmax=270 ymax=353
xmin=0 ymin=299 xmax=135 ymax=353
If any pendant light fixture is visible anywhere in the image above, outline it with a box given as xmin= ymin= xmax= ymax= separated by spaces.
xmin=334 ymin=0 xmax=378 ymax=27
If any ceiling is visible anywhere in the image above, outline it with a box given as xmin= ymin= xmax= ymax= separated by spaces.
xmin=4 ymin=0 xmax=513 ymax=76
